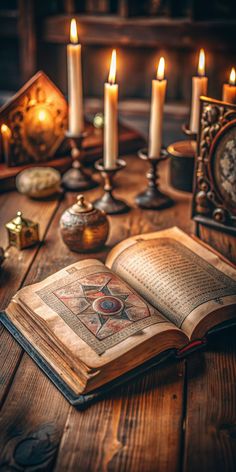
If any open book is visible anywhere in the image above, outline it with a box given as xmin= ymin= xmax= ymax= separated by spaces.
xmin=2 ymin=227 xmax=236 ymax=403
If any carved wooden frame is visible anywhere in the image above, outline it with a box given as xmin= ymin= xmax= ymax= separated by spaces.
xmin=192 ymin=96 xmax=236 ymax=236
xmin=0 ymin=71 xmax=68 ymax=166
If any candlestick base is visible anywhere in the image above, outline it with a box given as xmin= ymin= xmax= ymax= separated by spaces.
xmin=62 ymin=131 xmax=98 ymax=191
xmin=135 ymin=148 xmax=173 ymax=210
xmin=93 ymin=160 xmax=129 ymax=215
xmin=182 ymin=124 xmax=197 ymax=141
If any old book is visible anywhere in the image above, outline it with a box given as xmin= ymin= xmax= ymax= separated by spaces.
xmin=2 ymin=227 xmax=236 ymax=405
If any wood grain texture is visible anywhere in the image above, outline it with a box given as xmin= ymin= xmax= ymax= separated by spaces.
xmin=54 ymin=360 xmax=185 ymax=472
xmin=0 ymin=191 xmax=61 ymax=405
xmin=184 ymin=328 xmax=236 ymax=472
xmin=0 ymin=191 xmax=61 ymax=308
xmin=198 ymin=224 xmax=236 ymax=265
xmin=0 ymin=354 xmax=70 ymax=471
xmin=43 ymin=15 xmax=236 ymax=51
xmin=18 ymin=0 xmax=37 ymax=82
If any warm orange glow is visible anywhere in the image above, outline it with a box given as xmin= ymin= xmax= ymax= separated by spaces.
xmin=229 ymin=67 xmax=236 ymax=85
xmin=157 ymin=57 xmax=165 ymax=81
xmin=38 ymin=109 xmax=46 ymax=122
xmin=198 ymin=49 xmax=205 ymax=77
xmin=70 ymin=18 xmax=78 ymax=44
xmin=108 ymin=50 xmax=116 ymax=85
xmin=1 ymin=123 xmax=11 ymax=137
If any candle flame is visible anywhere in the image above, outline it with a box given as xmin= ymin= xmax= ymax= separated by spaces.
xmin=1 ymin=123 xmax=11 ymax=137
xmin=198 ymin=49 xmax=205 ymax=77
xmin=157 ymin=57 xmax=165 ymax=81
xmin=38 ymin=109 xmax=46 ymax=122
xmin=108 ymin=49 xmax=116 ymax=85
xmin=229 ymin=67 xmax=236 ymax=85
xmin=70 ymin=18 xmax=78 ymax=44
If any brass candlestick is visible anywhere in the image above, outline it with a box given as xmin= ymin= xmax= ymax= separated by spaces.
xmin=135 ymin=148 xmax=173 ymax=210
xmin=62 ymin=131 xmax=97 ymax=191
xmin=182 ymin=123 xmax=197 ymax=141
xmin=93 ymin=159 xmax=129 ymax=214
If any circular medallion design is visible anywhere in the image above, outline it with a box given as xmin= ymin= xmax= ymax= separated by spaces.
xmin=92 ymin=296 xmax=124 ymax=316
xmin=213 ymin=124 xmax=236 ymax=210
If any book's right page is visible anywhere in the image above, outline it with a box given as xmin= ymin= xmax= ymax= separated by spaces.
xmin=106 ymin=227 xmax=236 ymax=340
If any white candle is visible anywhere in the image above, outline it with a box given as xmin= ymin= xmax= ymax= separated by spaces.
xmin=189 ymin=49 xmax=208 ymax=134
xmin=148 ymin=57 xmax=167 ymax=158
xmin=1 ymin=123 xmax=11 ymax=162
xmin=104 ymin=49 xmax=118 ymax=169
xmin=67 ymin=18 xmax=84 ymax=135
xmin=223 ymin=67 xmax=236 ymax=104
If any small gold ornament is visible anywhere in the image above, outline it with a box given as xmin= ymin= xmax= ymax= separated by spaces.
xmin=60 ymin=194 xmax=109 ymax=253
xmin=5 ymin=211 xmax=40 ymax=250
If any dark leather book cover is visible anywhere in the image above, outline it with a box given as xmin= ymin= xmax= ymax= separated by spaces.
xmin=1 ymin=312 xmax=236 ymax=409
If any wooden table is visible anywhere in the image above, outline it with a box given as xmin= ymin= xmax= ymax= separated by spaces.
xmin=0 ymin=155 xmax=235 ymax=472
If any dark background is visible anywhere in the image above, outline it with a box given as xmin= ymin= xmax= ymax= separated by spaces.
xmin=0 ymin=0 xmax=235 ymax=140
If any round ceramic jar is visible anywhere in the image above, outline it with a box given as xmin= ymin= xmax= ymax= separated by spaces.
xmin=16 ymin=167 xmax=61 ymax=198
xmin=60 ymin=194 xmax=109 ymax=252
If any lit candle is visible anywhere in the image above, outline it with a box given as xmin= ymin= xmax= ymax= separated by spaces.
xmin=33 ymin=109 xmax=49 ymax=146
xmin=38 ymin=109 xmax=46 ymax=122
xmin=67 ymin=18 xmax=84 ymax=135
xmin=104 ymin=49 xmax=118 ymax=169
xmin=189 ymin=49 xmax=208 ymax=134
xmin=148 ymin=57 xmax=167 ymax=158
xmin=1 ymin=123 xmax=11 ymax=162
xmin=222 ymin=68 xmax=236 ymax=104
xmin=37 ymin=109 xmax=47 ymax=132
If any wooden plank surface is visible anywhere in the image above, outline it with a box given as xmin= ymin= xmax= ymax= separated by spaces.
xmin=0 ymin=155 xmax=235 ymax=471
xmin=0 ymin=191 xmax=61 ymax=405
xmin=184 ymin=329 xmax=236 ymax=472
xmin=43 ymin=15 xmax=236 ymax=51
xmin=54 ymin=360 xmax=185 ymax=472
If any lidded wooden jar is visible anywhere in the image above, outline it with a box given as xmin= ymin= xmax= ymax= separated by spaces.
xmin=60 ymin=194 xmax=109 ymax=252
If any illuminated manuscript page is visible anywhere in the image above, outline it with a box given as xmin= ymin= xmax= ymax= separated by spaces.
xmin=106 ymin=227 xmax=236 ymax=338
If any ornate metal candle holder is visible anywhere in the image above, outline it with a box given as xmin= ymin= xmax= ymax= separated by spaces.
xmin=135 ymin=148 xmax=173 ymax=210
xmin=182 ymin=123 xmax=197 ymax=141
xmin=62 ymin=131 xmax=97 ymax=191
xmin=93 ymin=159 xmax=129 ymax=214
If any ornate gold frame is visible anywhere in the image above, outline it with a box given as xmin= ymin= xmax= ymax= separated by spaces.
xmin=0 ymin=71 xmax=68 ymax=166
xmin=192 ymin=96 xmax=236 ymax=236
